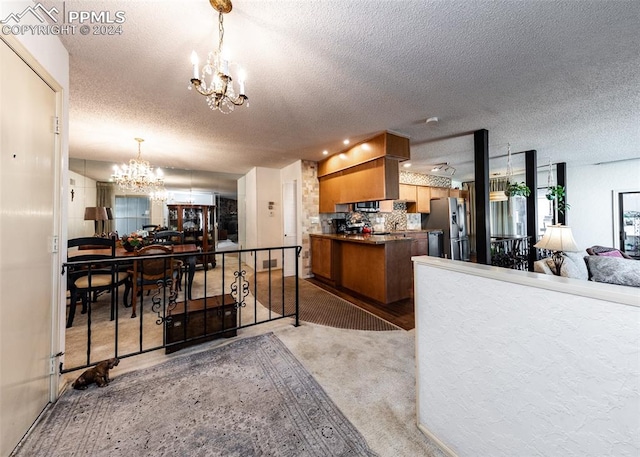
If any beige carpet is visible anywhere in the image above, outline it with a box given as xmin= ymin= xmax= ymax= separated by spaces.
xmin=252 ymin=272 xmax=400 ymax=331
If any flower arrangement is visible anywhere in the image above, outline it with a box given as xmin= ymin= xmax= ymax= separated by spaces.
xmin=122 ymin=232 xmax=146 ymax=251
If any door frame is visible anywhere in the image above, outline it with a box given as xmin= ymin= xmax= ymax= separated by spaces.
xmin=1 ymin=35 xmax=65 ymax=403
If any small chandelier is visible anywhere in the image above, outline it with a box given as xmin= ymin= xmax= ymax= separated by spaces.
xmin=112 ymin=138 xmax=164 ymax=193
xmin=150 ymin=187 xmax=169 ymax=202
xmin=189 ymin=0 xmax=248 ymax=113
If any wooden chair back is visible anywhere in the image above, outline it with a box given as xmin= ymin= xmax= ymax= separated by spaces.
xmin=153 ymin=230 xmax=185 ymax=245
xmin=128 ymin=244 xmax=180 ymax=318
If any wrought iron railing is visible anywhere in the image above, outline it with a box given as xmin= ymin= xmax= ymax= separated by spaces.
xmin=61 ymin=246 xmax=301 ymax=373
xmin=490 ymin=236 xmax=531 ymax=271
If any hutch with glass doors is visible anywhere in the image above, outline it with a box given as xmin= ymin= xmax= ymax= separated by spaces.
xmin=167 ymin=204 xmax=217 ymax=267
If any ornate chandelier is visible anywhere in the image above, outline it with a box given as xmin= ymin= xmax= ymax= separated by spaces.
xmin=189 ymin=0 xmax=248 ymax=113
xmin=112 ymin=138 xmax=164 ymax=193
xmin=150 ymin=187 xmax=168 ymax=202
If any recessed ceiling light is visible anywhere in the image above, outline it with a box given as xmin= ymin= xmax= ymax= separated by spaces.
xmin=343 ymin=139 xmax=350 ymax=145
xmin=322 ymin=150 xmax=328 ymax=155
xmin=426 ymin=117 xmax=439 ymax=124
xmin=403 ymin=163 xmax=412 ymax=168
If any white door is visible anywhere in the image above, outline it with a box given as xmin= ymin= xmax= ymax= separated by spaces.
xmin=283 ymin=181 xmax=297 ymax=277
xmin=0 ymin=40 xmax=57 ymax=456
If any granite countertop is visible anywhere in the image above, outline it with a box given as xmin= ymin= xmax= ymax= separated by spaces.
xmin=310 ymin=233 xmax=413 ymax=245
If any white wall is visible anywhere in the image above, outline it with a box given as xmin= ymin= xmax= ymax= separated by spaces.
xmin=237 ymin=175 xmax=247 ymax=250
xmin=241 ymin=167 xmax=283 ymax=271
xmin=414 ymin=257 xmax=640 ymax=457
xmin=281 ymin=161 xmax=303 ymax=276
xmin=568 ymin=160 xmax=640 ymax=249
xmin=67 ymin=170 xmax=97 ymax=239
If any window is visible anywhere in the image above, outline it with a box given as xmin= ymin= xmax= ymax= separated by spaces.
xmin=114 ymin=196 xmax=150 ymax=235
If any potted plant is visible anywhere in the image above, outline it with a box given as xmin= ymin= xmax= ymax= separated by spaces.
xmin=504 ymin=181 xmax=531 ymax=198
xmin=545 ymin=185 xmax=570 ymax=214
xmin=546 ymin=184 xmax=571 ymax=224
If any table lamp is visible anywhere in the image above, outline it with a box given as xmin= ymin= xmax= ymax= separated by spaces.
xmin=84 ymin=206 xmax=109 ymax=236
xmin=534 ymin=224 xmax=579 ymax=275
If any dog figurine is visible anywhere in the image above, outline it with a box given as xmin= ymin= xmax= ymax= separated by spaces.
xmin=72 ymin=357 xmax=119 ymax=390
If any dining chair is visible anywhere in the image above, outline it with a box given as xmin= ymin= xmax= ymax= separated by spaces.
xmin=127 ymin=244 xmax=183 ymax=318
xmin=153 ymin=230 xmax=185 ymax=245
xmin=66 ymin=237 xmax=131 ymax=328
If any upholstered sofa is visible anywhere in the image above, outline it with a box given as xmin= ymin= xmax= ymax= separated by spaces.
xmin=534 ymin=250 xmax=640 ymax=287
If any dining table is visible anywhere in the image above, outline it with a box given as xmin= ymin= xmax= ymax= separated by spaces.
xmin=70 ymin=243 xmax=201 ymax=300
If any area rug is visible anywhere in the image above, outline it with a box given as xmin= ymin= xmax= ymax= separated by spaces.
xmin=252 ymin=273 xmax=400 ymax=331
xmin=14 ymin=333 xmax=378 ymax=457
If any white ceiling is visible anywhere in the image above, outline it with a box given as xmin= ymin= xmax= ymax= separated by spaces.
xmin=44 ymin=0 xmax=639 ymax=190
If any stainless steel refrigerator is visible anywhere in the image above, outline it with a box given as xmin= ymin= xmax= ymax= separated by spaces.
xmin=425 ymin=197 xmax=470 ymax=261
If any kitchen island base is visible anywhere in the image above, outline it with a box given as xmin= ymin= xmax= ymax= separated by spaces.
xmin=310 ymin=234 xmax=413 ymax=305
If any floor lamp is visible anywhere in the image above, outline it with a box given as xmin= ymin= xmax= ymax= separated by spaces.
xmin=534 ymin=224 xmax=579 ymax=275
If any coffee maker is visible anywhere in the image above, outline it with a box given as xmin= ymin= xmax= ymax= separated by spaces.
xmin=331 ymin=217 xmax=347 ymax=234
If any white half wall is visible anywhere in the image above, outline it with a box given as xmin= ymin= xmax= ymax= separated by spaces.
xmin=414 ymin=257 xmax=640 ymax=457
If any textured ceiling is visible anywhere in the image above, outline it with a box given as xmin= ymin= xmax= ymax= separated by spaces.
xmin=44 ymin=0 xmax=639 ymax=190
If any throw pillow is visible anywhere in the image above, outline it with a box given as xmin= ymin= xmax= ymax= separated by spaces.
xmin=564 ymin=252 xmax=589 ymax=280
xmin=585 ymin=256 xmax=640 ymax=287
xmin=597 ymin=250 xmax=624 ymax=258
xmin=546 ymin=255 xmax=582 ymax=279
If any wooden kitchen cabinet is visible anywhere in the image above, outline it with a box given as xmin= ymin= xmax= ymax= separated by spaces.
xmin=318 ymin=157 xmax=399 ymax=212
xmin=409 ymin=232 xmax=429 ymax=256
xmin=449 ymin=189 xmax=469 ymax=199
xmin=416 ymin=186 xmax=432 ymax=213
xmin=319 ymin=175 xmax=342 ymax=213
xmin=399 ymin=184 xmax=417 ymax=201
xmin=430 ymin=187 xmax=450 ymax=199
xmin=311 ymin=236 xmax=335 ymax=281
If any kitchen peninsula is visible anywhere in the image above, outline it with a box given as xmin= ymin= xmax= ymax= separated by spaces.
xmin=310 ymin=233 xmax=413 ymax=304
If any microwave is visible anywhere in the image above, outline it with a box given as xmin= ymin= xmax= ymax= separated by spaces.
xmin=354 ymin=201 xmax=379 ymax=212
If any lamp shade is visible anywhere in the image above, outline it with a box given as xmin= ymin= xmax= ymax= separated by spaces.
xmin=84 ymin=206 xmax=109 ymax=221
xmin=489 ymin=190 xmax=508 ymax=202
xmin=534 ymin=224 xmax=579 ymax=252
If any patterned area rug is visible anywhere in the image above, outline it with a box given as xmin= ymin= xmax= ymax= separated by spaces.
xmin=252 ymin=273 xmax=400 ymax=331
xmin=14 ymin=334 xmax=378 ymax=457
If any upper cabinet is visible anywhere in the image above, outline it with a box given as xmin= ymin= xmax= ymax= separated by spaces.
xmin=318 ymin=131 xmax=409 ymax=177
xmin=318 ymin=131 xmax=407 ymax=212
xmin=399 ymin=184 xmax=417 ymax=202
xmin=319 ymin=158 xmax=400 ymax=212
xmin=404 ymin=186 xmax=470 ymax=214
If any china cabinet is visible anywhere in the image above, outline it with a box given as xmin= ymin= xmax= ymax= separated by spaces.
xmin=167 ymin=204 xmax=216 ymax=266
